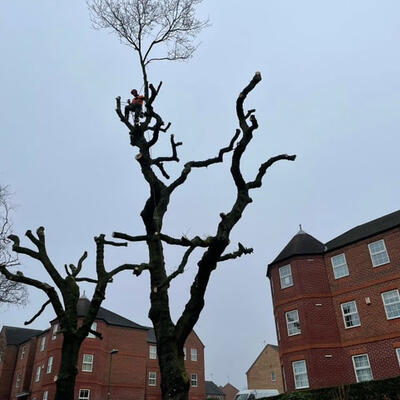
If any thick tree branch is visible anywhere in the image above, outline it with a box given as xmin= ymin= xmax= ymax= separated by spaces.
xmin=158 ymin=233 xmax=211 ymax=248
xmin=152 ymin=134 xmax=182 ymax=164
xmin=218 ymin=243 xmax=253 ymax=262
xmin=112 ymin=232 xmax=148 ymax=242
xmin=75 ymin=277 xmax=99 ymax=283
xmin=168 ymin=129 xmax=241 ymax=193
xmin=247 ymin=154 xmax=297 ymax=189
xmin=8 ymin=234 xmax=40 ymax=260
xmin=115 ymin=96 xmax=136 ymax=131
xmin=24 ymin=300 xmax=51 ymax=325
xmin=109 ymin=262 xmax=149 ymax=277
xmin=88 ymin=329 xmax=103 ymax=340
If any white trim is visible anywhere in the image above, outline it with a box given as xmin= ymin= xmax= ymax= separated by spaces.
xmin=40 ymin=336 xmax=46 ymax=352
xmin=87 ymin=322 xmax=98 ymax=339
xmin=286 ymin=309 xmax=301 ymax=336
xmin=20 ymin=345 xmax=26 ymax=360
xmin=51 ymin=324 xmax=58 ymax=340
xmin=292 ymin=360 xmax=309 ymax=389
xmin=42 ymin=391 xmax=48 ymax=400
xmin=149 ymin=345 xmax=157 ymax=359
xmin=382 ymin=289 xmax=400 ymax=320
xmin=148 ymin=371 xmax=157 ymax=386
xmin=35 ymin=366 xmax=41 ymax=382
xmin=368 ymin=239 xmax=390 ymax=267
xmin=352 ymin=354 xmax=373 ymax=382
xmin=78 ymin=389 xmax=90 ymax=400
xmin=340 ymin=301 xmax=361 ymax=329
xmin=279 ymin=264 xmax=293 ymax=289
xmin=82 ymin=354 xmax=94 ymax=372
xmin=396 ymin=348 xmax=400 ymax=367
xmin=47 ymin=356 xmax=54 ymax=374
xmin=331 ymin=253 xmax=349 ymax=279
xmin=190 ymin=348 xmax=198 ymax=361
xmin=191 ymin=373 xmax=198 ymax=387
xmin=16 ymin=373 xmax=22 ymax=388
xmin=271 ymin=371 xmax=277 ymax=382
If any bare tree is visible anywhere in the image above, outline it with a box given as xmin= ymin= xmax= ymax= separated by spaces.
xmin=0 ymin=185 xmax=27 ymax=306
xmin=0 ymin=226 xmax=144 ymax=399
xmin=88 ymin=3 xmax=295 ymax=400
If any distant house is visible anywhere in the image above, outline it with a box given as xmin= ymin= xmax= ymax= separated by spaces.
xmin=0 ymin=297 xmax=205 ymax=400
xmin=220 ymin=382 xmax=239 ymax=400
xmin=206 ymin=381 xmax=225 ymax=400
xmin=246 ymin=344 xmax=283 ymax=393
xmin=267 ymin=209 xmax=400 ymax=391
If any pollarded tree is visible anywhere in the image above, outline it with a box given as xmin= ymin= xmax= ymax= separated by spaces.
xmin=88 ymin=1 xmax=296 ymax=400
xmin=0 ymin=228 xmax=144 ymax=399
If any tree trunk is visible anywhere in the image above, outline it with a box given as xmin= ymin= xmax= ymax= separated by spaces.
xmin=55 ymin=334 xmax=82 ymax=400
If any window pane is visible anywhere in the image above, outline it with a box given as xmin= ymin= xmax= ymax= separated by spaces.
xmin=279 ymin=265 xmax=293 ymax=288
xmin=383 ymin=290 xmax=400 ymax=319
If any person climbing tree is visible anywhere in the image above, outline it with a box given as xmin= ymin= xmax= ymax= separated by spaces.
xmin=124 ymin=89 xmax=145 ymax=124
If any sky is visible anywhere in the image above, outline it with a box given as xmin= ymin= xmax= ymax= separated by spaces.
xmin=1 ymin=0 xmax=400 ymax=390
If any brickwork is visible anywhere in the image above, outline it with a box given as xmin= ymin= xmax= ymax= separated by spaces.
xmin=269 ymin=222 xmax=400 ymax=392
xmin=220 ymin=383 xmax=238 ymax=400
xmin=247 ymin=345 xmax=284 ymax=393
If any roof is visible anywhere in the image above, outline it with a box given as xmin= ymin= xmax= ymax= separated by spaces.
xmin=325 ymin=209 xmax=400 ymax=252
xmin=147 ymin=328 xmax=157 ymax=343
xmin=2 ymin=326 xmax=43 ymax=345
xmin=268 ymin=210 xmax=400 ymax=273
xmin=77 ymin=298 xmax=148 ymax=330
xmin=270 ymin=229 xmax=324 ymax=266
xmin=206 ymin=381 xmax=226 ymax=396
xmin=246 ymin=344 xmax=279 ymax=374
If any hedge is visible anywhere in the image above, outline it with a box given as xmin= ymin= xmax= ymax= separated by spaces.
xmin=265 ymin=375 xmax=400 ymax=400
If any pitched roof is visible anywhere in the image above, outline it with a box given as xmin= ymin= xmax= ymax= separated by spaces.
xmin=76 ymin=298 xmax=148 ymax=330
xmin=325 ymin=209 xmax=400 ymax=251
xmin=270 ymin=229 xmax=324 ymax=265
xmin=246 ymin=344 xmax=279 ymax=374
xmin=146 ymin=328 xmax=157 ymax=343
xmin=2 ymin=326 xmax=43 ymax=345
xmin=206 ymin=381 xmax=226 ymax=396
xmin=221 ymin=383 xmax=239 ymax=393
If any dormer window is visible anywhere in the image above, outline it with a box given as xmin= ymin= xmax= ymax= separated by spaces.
xmin=279 ymin=265 xmax=293 ymax=289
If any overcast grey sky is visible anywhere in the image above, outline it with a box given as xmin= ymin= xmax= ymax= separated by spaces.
xmin=1 ymin=0 xmax=399 ymax=390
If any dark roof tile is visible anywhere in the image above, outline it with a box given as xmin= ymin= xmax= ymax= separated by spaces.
xmin=3 ymin=326 xmax=43 ymax=345
xmin=206 ymin=381 xmax=225 ymax=396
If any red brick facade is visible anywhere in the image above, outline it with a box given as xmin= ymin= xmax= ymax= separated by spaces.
xmin=268 ymin=213 xmax=400 ymax=392
xmin=0 ymin=306 xmax=205 ymax=400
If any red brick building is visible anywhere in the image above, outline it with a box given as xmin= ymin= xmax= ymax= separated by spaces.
xmin=0 ymin=298 xmax=205 ymax=400
xmin=267 ymin=210 xmax=400 ymax=392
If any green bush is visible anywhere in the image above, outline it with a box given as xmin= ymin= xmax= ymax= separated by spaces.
xmin=264 ymin=375 xmax=400 ymax=400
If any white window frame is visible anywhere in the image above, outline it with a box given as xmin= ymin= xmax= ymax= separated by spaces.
xmin=16 ymin=372 xmax=22 ymax=388
xmin=35 ymin=366 xmax=41 ymax=382
xmin=149 ymin=345 xmax=157 ymax=359
xmin=40 ymin=336 xmax=46 ymax=352
xmin=292 ymin=360 xmax=309 ymax=389
xmin=78 ymin=389 xmax=90 ymax=400
xmin=271 ymin=371 xmax=277 ymax=382
xmin=341 ymin=301 xmax=361 ymax=329
xmin=190 ymin=348 xmax=198 ymax=361
xmin=87 ymin=322 xmax=97 ymax=339
xmin=368 ymin=239 xmax=390 ymax=267
xmin=191 ymin=373 xmax=198 ymax=387
xmin=21 ymin=345 xmax=26 ymax=360
xmin=148 ymin=371 xmax=157 ymax=386
xmin=285 ymin=310 xmax=301 ymax=336
xmin=42 ymin=391 xmax=48 ymax=400
xmin=82 ymin=354 xmax=94 ymax=372
xmin=279 ymin=264 xmax=293 ymax=289
xmin=52 ymin=324 xmax=58 ymax=340
xmin=382 ymin=289 xmax=400 ymax=320
xmin=47 ymin=356 xmax=54 ymax=374
xmin=352 ymin=354 xmax=373 ymax=382
xmin=331 ymin=253 xmax=349 ymax=279
xmin=396 ymin=348 xmax=400 ymax=367
xmin=183 ymin=347 xmax=186 ymax=360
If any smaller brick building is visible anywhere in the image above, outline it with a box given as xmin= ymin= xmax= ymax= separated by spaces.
xmin=220 ymin=383 xmax=238 ymax=400
xmin=0 ymin=298 xmax=205 ymax=400
xmin=246 ymin=344 xmax=283 ymax=393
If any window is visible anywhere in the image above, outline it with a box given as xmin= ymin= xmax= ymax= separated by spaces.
xmin=396 ymin=348 xmax=400 ymax=367
xmin=183 ymin=347 xmax=186 ymax=360
xmin=47 ymin=356 xmax=54 ymax=374
xmin=42 ymin=391 xmax=48 ymax=400
xmin=292 ymin=360 xmax=309 ymax=389
xmin=341 ymin=301 xmax=361 ymax=328
xmin=331 ymin=253 xmax=349 ymax=279
xmin=368 ymin=239 xmax=389 ymax=267
xmin=149 ymin=345 xmax=157 ymax=359
xmin=21 ymin=345 xmax=26 ymax=360
xmin=191 ymin=373 xmax=198 ymax=387
xmin=82 ymin=354 xmax=93 ymax=372
xmin=16 ymin=373 xmax=22 ymax=388
xmin=271 ymin=371 xmax=277 ymax=382
xmin=87 ymin=322 xmax=97 ymax=339
xmin=52 ymin=324 xmax=58 ymax=340
xmin=148 ymin=371 xmax=157 ymax=386
xmin=286 ymin=310 xmax=301 ymax=336
xmin=191 ymin=348 xmax=198 ymax=361
xmin=40 ymin=336 xmax=46 ymax=352
xmin=279 ymin=265 xmax=293 ymax=289
xmin=352 ymin=354 xmax=373 ymax=382
xmin=78 ymin=389 xmax=90 ymax=400
xmin=382 ymin=290 xmax=400 ymax=319
xmin=35 ymin=366 xmax=41 ymax=382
